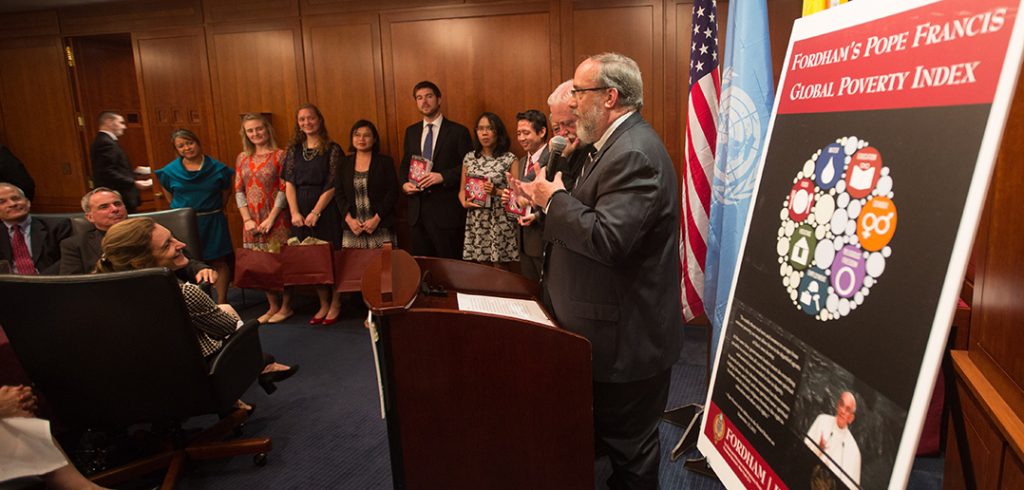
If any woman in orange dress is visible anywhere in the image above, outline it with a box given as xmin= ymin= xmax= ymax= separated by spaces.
xmin=235 ymin=113 xmax=292 ymax=323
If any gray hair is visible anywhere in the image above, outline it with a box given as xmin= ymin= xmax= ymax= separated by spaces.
xmin=0 ymin=182 xmax=25 ymax=198
xmin=590 ymin=52 xmax=644 ymax=111
xmin=547 ymin=80 xmax=574 ymax=109
xmin=81 ymin=187 xmax=122 ymax=212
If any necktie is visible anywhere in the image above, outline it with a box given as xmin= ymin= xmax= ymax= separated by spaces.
xmin=10 ymin=225 xmax=36 ymax=275
xmin=422 ymin=123 xmax=434 ymax=161
xmin=573 ymin=151 xmax=596 ymax=194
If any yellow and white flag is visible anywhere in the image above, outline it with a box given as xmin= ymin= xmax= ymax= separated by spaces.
xmin=802 ymin=0 xmax=848 ymax=16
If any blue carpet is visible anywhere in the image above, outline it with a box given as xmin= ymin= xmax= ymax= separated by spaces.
xmin=161 ymin=289 xmax=941 ymax=489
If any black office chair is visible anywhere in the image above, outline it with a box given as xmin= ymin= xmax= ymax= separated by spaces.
xmin=37 ymin=207 xmax=205 ymax=259
xmin=0 ymin=268 xmax=271 ymax=488
xmin=131 ymin=208 xmax=205 ymax=260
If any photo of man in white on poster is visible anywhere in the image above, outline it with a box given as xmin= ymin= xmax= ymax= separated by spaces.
xmin=806 ymin=391 xmax=862 ymax=488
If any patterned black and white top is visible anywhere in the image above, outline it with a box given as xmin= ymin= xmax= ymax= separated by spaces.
xmin=342 ymin=170 xmax=395 ymax=249
xmin=180 ymin=282 xmax=239 ymax=357
xmin=462 ymin=151 xmax=519 ymax=263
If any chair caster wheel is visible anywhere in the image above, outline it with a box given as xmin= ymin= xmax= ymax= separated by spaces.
xmin=254 ymin=453 xmax=268 ymax=466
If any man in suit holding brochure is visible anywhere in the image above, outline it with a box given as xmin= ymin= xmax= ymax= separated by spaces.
xmin=399 ymin=81 xmax=473 ymax=260
xmin=513 ymin=53 xmax=682 ymax=489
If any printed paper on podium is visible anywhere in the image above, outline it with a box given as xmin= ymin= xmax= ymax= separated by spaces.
xmin=456 ymin=293 xmax=554 ymax=327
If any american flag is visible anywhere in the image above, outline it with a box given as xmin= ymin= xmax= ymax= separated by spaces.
xmin=681 ymin=0 xmax=720 ymax=322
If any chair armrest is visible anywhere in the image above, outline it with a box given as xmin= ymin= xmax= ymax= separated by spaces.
xmin=207 ymin=319 xmax=264 ymax=406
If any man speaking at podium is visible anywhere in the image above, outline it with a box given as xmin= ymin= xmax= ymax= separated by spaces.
xmin=515 ymin=52 xmax=682 ymax=489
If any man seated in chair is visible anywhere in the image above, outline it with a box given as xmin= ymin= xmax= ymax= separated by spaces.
xmin=0 ymin=183 xmax=70 ymax=275
xmin=59 ymin=188 xmax=216 ymax=284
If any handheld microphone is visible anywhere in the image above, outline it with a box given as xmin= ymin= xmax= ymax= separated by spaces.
xmin=545 ymin=136 xmax=569 ymax=182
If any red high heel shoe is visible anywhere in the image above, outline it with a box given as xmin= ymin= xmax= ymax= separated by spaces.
xmin=308 ymin=316 xmax=325 ymax=325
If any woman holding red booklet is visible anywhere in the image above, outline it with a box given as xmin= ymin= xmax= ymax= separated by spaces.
xmin=458 ymin=112 xmax=519 ymax=269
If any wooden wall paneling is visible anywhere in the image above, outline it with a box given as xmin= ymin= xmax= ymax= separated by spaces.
xmin=204 ymin=0 xmax=300 ymax=24
xmin=70 ymin=35 xmax=146 ymax=164
xmin=1004 ymin=451 xmax=1024 ymax=489
xmin=207 ymin=19 xmax=307 ymax=164
xmin=134 ymin=27 xmax=220 ymax=216
xmin=548 ymin=0 xmax=565 ymax=89
xmin=959 ymin=378 xmax=1006 ymax=490
xmin=300 ymin=0 xmax=460 ymax=17
xmin=766 ymin=0 xmax=802 ymax=86
xmin=973 ymin=76 xmax=1024 ymax=389
xmin=0 ymin=36 xmax=86 ymax=211
xmin=58 ymin=0 xmax=204 ymax=37
xmin=555 ymin=0 xmax=575 ymax=82
xmin=572 ymin=1 xmax=663 ymax=135
xmin=303 ymin=13 xmax=388 ymax=155
xmin=69 ymin=34 xmax=157 ymax=210
xmin=207 ymin=19 xmax=307 ymax=248
xmin=0 ymin=10 xmax=61 ymax=39
xmin=382 ymin=2 xmax=555 ymax=155
xmin=0 ymin=95 xmax=6 ymax=145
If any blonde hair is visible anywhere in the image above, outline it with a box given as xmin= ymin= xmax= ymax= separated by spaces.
xmin=240 ymin=113 xmax=279 ymax=156
xmin=95 ymin=217 xmax=158 ymax=273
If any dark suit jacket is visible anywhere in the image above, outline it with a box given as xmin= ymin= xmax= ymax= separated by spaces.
xmin=90 ymin=132 xmax=140 ymax=211
xmin=549 ymin=143 xmax=589 ymax=191
xmin=335 ymin=153 xmax=399 ymax=230
xmin=59 ymin=224 xmax=211 ymax=279
xmin=519 ymin=146 xmax=550 ymax=257
xmin=1 ymin=216 xmax=71 ymax=274
xmin=399 ymin=117 xmax=473 ymax=230
xmin=543 ymin=112 xmax=682 ymax=383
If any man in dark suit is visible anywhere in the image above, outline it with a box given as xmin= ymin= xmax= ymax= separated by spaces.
xmin=516 ymin=53 xmax=682 ymax=489
xmin=513 ymin=109 xmax=550 ymax=281
xmin=399 ymin=81 xmax=473 ymax=259
xmin=90 ymin=111 xmax=149 ymax=213
xmin=0 ymin=183 xmax=70 ymax=274
xmin=59 ymin=187 xmax=215 ymax=282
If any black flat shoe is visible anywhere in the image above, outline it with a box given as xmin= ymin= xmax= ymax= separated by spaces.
xmin=258 ymin=365 xmax=299 ymax=394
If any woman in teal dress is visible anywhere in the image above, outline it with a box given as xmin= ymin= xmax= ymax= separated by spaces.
xmin=156 ymin=129 xmax=235 ymax=303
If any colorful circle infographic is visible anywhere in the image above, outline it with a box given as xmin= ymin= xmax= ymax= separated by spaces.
xmin=776 ymin=136 xmax=897 ymax=321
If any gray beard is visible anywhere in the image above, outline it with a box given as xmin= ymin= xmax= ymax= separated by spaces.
xmin=574 ymin=104 xmax=604 ymax=144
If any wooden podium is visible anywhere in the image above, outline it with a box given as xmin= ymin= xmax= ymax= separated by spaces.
xmin=361 ymin=246 xmax=594 ymax=489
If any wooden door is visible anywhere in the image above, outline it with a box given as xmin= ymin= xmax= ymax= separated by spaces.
xmin=67 ymin=33 xmax=156 ymax=211
xmin=0 ymin=35 xmax=86 ymax=211
xmin=133 ymin=28 xmax=219 ymax=215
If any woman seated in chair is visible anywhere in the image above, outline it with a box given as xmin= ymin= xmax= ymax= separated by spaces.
xmin=94 ymin=217 xmax=297 ymax=395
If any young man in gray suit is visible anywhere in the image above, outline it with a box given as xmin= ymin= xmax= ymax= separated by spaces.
xmin=515 ymin=53 xmax=683 ymax=489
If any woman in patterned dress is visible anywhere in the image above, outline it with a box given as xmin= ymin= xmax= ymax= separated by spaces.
xmin=459 ymin=112 xmax=519 ymax=269
xmin=335 ymin=120 xmax=398 ymax=249
xmin=282 ymin=104 xmax=345 ymax=325
xmin=155 ymin=129 xmax=234 ymax=304
xmin=235 ymin=113 xmax=292 ymax=323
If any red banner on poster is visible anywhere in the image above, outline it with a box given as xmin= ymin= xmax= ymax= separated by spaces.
xmin=779 ymin=0 xmax=1017 ymax=114
xmin=704 ymin=403 xmax=790 ymax=490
